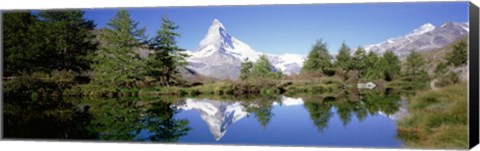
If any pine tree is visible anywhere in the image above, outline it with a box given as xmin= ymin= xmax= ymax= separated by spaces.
xmin=446 ymin=41 xmax=468 ymax=67
xmin=240 ymin=58 xmax=254 ymax=80
xmin=334 ymin=42 xmax=352 ymax=70
xmin=250 ymin=54 xmax=280 ymax=79
xmin=3 ymin=12 xmax=40 ymax=76
xmin=382 ymin=50 xmax=401 ymax=81
xmin=404 ymin=51 xmax=426 ymax=76
xmin=37 ymin=10 xmax=97 ymax=73
xmin=91 ymin=9 xmax=146 ymax=88
xmin=363 ymin=51 xmax=380 ymax=80
xmin=301 ymin=40 xmax=332 ymax=75
xmin=146 ymin=16 xmax=188 ymax=86
xmin=352 ymin=47 xmax=367 ymax=74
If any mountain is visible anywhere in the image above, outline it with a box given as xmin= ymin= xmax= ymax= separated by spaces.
xmin=177 ymin=98 xmax=248 ymax=141
xmin=176 ymin=96 xmax=304 ymax=141
xmin=364 ymin=22 xmax=469 ymax=58
xmin=186 ymin=19 xmax=305 ymax=80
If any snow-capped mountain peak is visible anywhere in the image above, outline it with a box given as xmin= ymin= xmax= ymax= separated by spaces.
xmin=364 ymin=21 xmax=468 ymax=58
xmin=186 ymin=19 xmax=305 ymax=79
xmin=410 ymin=23 xmax=436 ymax=36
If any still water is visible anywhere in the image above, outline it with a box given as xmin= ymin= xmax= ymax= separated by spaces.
xmin=3 ymin=92 xmax=407 ymax=148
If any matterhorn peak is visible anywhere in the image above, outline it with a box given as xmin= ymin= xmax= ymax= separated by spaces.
xmin=211 ymin=18 xmax=225 ymax=29
xmin=198 ymin=19 xmax=233 ymax=51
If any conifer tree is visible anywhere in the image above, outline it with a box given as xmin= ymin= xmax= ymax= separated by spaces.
xmin=37 ymin=10 xmax=97 ymax=73
xmin=240 ymin=58 xmax=254 ymax=80
xmin=91 ymin=9 xmax=146 ymax=88
xmin=352 ymin=47 xmax=367 ymax=74
xmin=446 ymin=41 xmax=468 ymax=67
xmin=334 ymin=42 xmax=352 ymax=70
xmin=404 ymin=51 xmax=426 ymax=76
xmin=381 ymin=50 xmax=401 ymax=81
xmin=146 ymin=16 xmax=188 ymax=86
xmin=301 ymin=40 xmax=332 ymax=75
xmin=250 ymin=54 xmax=281 ymax=79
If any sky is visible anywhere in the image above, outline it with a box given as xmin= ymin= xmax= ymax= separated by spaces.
xmin=83 ymin=2 xmax=468 ymax=56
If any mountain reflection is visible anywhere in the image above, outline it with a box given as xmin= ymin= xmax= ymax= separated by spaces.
xmin=176 ymin=89 xmax=405 ymax=140
xmin=4 ymin=89 xmax=406 ymax=142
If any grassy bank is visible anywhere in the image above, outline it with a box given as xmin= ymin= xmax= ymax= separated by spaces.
xmin=397 ymin=83 xmax=467 ymax=149
xmin=64 ymin=77 xmax=345 ymax=97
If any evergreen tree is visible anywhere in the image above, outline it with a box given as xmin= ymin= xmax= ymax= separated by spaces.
xmin=381 ymin=50 xmax=401 ymax=81
xmin=352 ymin=47 xmax=367 ymax=75
xmin=363 ymin=51 xmax=380 ymax=80
xmin=37 ymin=10 xmax=97 ymax=73
xmin=334 ymin=42 xmax=352 ymax=70
xmin=3 ymin=10 xmax=96 ymax=76
xmin=91 ymin=9 xmax=146 ymax=88
xmin=250 ymin=54 xmax=281 ymax=79
xmin=146 ymin=16 xmax=187 ymax=86
xmin=3 ymin=12 xmax=40 ymax=76
xmin=446 ymin=41 xmax=468 ymax=67
xmin=240 ymin=58 xmax=254 ymax=80
xmin=301 ymin=40 xmax=332 ymax=75
xmin=404 ymin=51 xmax=426 ymax=76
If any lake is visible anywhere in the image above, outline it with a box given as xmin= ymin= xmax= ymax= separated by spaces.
xmin=3 ymin=90 xmax=408 ymax=148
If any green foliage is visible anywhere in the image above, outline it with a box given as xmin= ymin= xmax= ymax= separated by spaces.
xmin=404 ymin=51 xmax=426 ymax=76
xmin=145 ymin=16 xmax=188 ymax=87
xmin=352 ymin=47 xmax=367 ymax=75
xmin=91 ymin=9 xmax=147 ymax=88
xmin=334 ymin=42 xmax=352 ymax=70
xmin=3 ymin=10 xmax=97 ymax=76
xmin=250 ymin=54 xmax=282 ymax=80
xmin=240 ymin=58 xmax=254 ymax=80
xmin=381 ymin=50 xmax=401 ymax=81
xmin=301 ymin=40 xmax=332 ymax=75
xmin=446 ymin=41 xmax=467 ymax=67
xmin=397 ymin=83 xmax=468 ymax=148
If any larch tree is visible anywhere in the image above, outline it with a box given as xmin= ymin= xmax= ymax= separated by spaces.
xmin=146 ymin=16 xmax=188 ymax=86
xmin=301 ymin=40 xmax=332 ymax=75
xmin=91 ymin=9 xmax=147 ymax=88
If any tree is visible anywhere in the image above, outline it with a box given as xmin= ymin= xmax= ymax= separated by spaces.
xmin=3 ymin=12 xmax=40 ymax=76
xmin=3 ymin=10 xmax=96 ymax=76
xmin=404 ymin=51 xmax=426 ymax=76
xmin=91 ymin=9 xmax=147 ymax=88
xmin=37 ymin=10 xmax=97 ymax=74
xmin=334 ymin=42 xmax=352 ymax=70
xmin=250 ymin=54 xmax=281 ymax=80
xmin=363 ymin=51 xmax=380 ymax=80
xmin=381 ymin=50 xmax=401 ymax=81
xmin=240 ymin=58 xmax=254 ymax=80
xmin=446 ymin=41 xmax=468 ymax=67
xmin=146 ymin=16 xmax=188 ymax=86
xmin=301 ymin=40 xmax=332 ymax=75
xmin=352 ymin=47 xmax=367 ymax=75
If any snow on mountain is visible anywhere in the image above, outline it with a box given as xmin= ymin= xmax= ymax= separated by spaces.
xmin=177 ymin=98 xmax=248 ymax=141
xmin=186 ymin=19 xmax=305 ymax=79
xmin=364 ymin=22 xmax=469 ymax=59
xmin=176 ymin=96 xmax=304 ymax=141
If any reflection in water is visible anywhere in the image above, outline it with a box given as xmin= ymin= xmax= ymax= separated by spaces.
xmin=177 ymin=99 xmax=247 ymax=140
xmin=4 ymin=88 xmax=407 ymax=146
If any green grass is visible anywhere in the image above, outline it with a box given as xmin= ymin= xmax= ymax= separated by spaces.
xmin=397 ymin=83 xmax=468 ymax=149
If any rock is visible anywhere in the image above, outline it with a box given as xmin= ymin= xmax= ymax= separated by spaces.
xmin=357 ymin=82 xmax=376 ymax=89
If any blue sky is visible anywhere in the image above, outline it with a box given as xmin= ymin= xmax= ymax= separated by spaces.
xmin=83 ymin=2 xmax=468 ymax=55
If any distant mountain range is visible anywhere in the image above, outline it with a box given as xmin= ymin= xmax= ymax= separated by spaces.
xmin=364 ymin=22 xmax=469 ymax=58
xmin=181 ymin=20 xmax=468 ymax=80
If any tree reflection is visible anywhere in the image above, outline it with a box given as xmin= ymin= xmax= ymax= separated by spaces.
xmin=3 ymin=96 xmax=95 ymax=139
xmin=299 ymin=88 xmax=402 ymax=132
xmin=83 ymin=97 xmax=191 ymax=142
xmin=242 ymin=96 xmax=279 ymax=128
